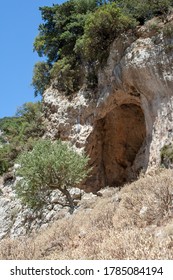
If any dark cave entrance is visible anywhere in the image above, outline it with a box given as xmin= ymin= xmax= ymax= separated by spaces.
xmin=86 ymin=103 xmax=146 ymax=191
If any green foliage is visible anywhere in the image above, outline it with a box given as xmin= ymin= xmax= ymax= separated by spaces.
xmin=80 ymin=3 xmax=136 ymax=63
xmin=33 ymin=1 xmax=98 ymax=95
xmin=32 ymin=0 xmax=173 ymax=95
xmin=0 ymin=102 xmax=45 ymax=175
xmin=15 ymin=139 xmax=90 ymax=209
xmin=162 ymin=22 xmax=173 ymax=53
xmin=0 ymin=142 xmax=23 ymax=175
xmin=163 ymin=22 xmax=173 ymax=37
xmin=0 ymin=102 xmax=44 ymax=143
xmin=148 ymin=0 xmax=172 ymax=17
xmin=115 ymin=0 xmax=173 ymax=24
xmin=74 ymin=0 xmax=98 ymax=13
xmin=15 ymin=102 xmax=44 ymax=138
xmin=0 ymin=117 xmax=26 ymax=174
xmin=50 ymin=56 xmax=83 ymax=94
xmin=34 ymin=1 xmax=91 ymax=63
xmin=32 ymin=62 xmax=51 ymax=97
xmin=0 ymin=145 xmax=11 ymax=174
xmin=160 ymin=144 xmax=173 ymax=168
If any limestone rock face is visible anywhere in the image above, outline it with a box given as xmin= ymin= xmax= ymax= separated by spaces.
xmin=43 ymin=16 xmax=173 ymax=192
xmin=0 ymin=178 xmax=83 ymax=240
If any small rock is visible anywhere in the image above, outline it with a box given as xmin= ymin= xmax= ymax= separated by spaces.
xmin=70 ymin=188 xmax=84 ymax=200
xmin=40 ymin=223 xmax=48 ymax=230
xmin=14 ymin=163 xmax=21 ymax=171
xmin=47 ymin=204 xmax=54 ymax=211
xmin=51 ymin=197 xmax=60 ymax=204
xmin=45 ymin=210 xmax=56 ymax=222
xmin=53 ymin=204 xmax=62 ymax=211
xmin=139 ymin=206 xmax=148 ymax=217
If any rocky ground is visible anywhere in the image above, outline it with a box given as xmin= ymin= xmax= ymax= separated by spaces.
xmin=0 ymin=168 xmax=173 ymax=259
xmin=0 ymin=174 xmax=85 ymax=240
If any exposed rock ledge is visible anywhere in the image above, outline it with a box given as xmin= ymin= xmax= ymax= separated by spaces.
xmin=44 ymin=17 xmax=173 ymax=192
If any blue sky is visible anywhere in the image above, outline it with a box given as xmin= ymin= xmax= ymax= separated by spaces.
xmin=0 ymin=0 xmax=65 ymax=118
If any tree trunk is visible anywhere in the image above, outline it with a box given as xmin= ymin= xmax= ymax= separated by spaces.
xmin=49 ymin=184 xmax=75 ymax=213
xmin=62 ymin=187 xmax=75 ymax=213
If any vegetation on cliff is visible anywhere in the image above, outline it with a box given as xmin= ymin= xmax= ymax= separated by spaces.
xmin=0 ymin=102 xmax=44 ymax=175
xmin=15 ymin=139 xmax=90 ymax=209
xmin=32 ymin=0 xmax=173 ymax=96
xmin=0 ymin=107 xmax=90 ymax=210
xmin=161 ymin=143 xmax=173 ymax=168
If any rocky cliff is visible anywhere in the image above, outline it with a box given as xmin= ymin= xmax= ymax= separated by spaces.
xmin=43 ymin=15 xmax=173 ymax=192
xmin=1 ymin=15 xmax=173 ymax=242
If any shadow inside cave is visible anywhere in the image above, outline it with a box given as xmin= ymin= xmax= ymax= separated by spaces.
xmin=85 ymin=103 xmax=148 ymax=192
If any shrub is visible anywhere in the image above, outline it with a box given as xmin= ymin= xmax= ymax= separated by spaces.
xmin=79 ymin=3 xmax=136 ymax=63
xmin=116 ymin=0 xmax=172 ymax=24
xmin=160 ymin=144 xmax=173 ymax=168
xmin=32 ymin=0 xmax=173 ymax=95
xmin=0 ymin=102 xmax=45 ymax=175
xmin=32 ymin=62 xmax=51 ymax=97
xmin=0 ymin=144 xmax=20 ymax=175
xmin=50 ymin=56 xmax=83 ymax=95
xmin=163 ymin=23 xmax=173 ymax=36
xmin=15 ymin=102 xmax=45 ymax=139
xmin=0 ymin=155 xmax=9 ymax=175
xmin=15 ymin=139 xmax=90 ymax=209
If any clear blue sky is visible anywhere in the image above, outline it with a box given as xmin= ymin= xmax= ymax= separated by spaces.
xmin=0 ymin=0 xmax=65 ymax=118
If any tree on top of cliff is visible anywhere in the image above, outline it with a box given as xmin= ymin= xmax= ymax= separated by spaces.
xmin=33 ymin=1 xmax=98 ymax=63
xmin=79 ymin=2 xmax=135 ymax=63
xmin=32 ymin=0 xmax=173 ymax=96
xmin=32 ymin=1 xmax=133 ymax=95
xmin=115 ymin=0 xmax=173 ymax=24
xmin=32 ymin=0 xmax=99 ymax=95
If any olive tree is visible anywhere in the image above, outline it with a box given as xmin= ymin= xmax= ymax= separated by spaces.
xmin=15 ymin=139 xmax=90 ymax=210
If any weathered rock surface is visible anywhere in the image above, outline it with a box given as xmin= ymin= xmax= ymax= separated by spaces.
xmin=0 ymin=177 xmax=84 ymax=240
xmin=43 ymin=16 xmax=173 ymax=192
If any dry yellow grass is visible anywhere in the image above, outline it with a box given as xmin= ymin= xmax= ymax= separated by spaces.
xmin=0 ymin=168 xmax=173 ymax=259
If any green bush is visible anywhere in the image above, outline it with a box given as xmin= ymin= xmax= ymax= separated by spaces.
xmin=115 ymin=0 xmax=172 ymax=24
xmin=80 ymin=3 xmax=136 ymax=63
xmin=32 ymin=62 xmax=51 ymax=97
xmin=33 ymin=1 xmax=97 ymax=95
xmin=15 ymin=139 xmax=90 ymax=209
xmin=0 ymin=146 xmax=10 ymax=175
xmin=50 ymin=56 xmax=83 ymax=95
xmin=0 ymin=102 xmax=45 ymax=175
xmin=32 ymin=0 xmax=173 ymax=95
xmin=0 ymin=144 xmax=21 ymax=175
xmin=160 ymin=144 xmax=173 ymax=168
xmin=163 ymin=23 xmax=173 ymax=37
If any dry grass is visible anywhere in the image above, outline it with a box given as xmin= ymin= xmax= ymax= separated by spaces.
xmin=0 ymin=168 xmax=173 ymax=259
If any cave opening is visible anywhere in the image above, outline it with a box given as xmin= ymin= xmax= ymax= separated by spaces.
xmin=87 ymin=103 xmax=146 ymax=191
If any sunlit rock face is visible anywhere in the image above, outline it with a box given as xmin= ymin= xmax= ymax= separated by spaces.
xmin=43 ymin=15 xmax=173 ymax=192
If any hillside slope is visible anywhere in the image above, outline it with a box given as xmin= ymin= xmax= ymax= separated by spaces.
xmin=0 ymin=169 xmax=173 ymax=259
